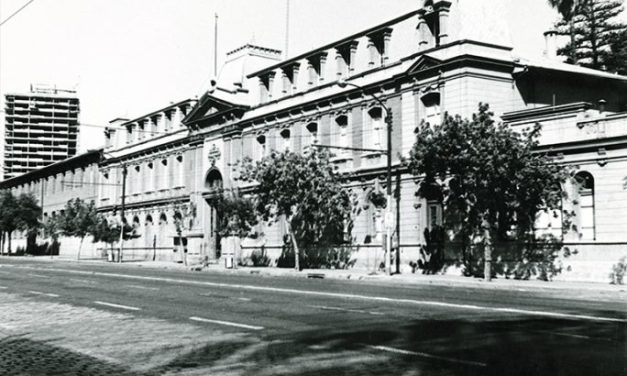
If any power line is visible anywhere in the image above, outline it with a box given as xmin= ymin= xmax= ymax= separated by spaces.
xmin=0 ymin=0 xmax=35 ymax=27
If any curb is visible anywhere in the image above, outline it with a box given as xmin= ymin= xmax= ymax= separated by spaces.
xmin=5 ymin=256 xmax=626 ymax=295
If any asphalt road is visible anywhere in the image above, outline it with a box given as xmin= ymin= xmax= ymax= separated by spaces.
xmin=0 ymin=258 xmax=625 ymax=376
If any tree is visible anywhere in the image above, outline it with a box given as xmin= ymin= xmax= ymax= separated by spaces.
xmin=56 ymin=198 xmax=98 ymax=260
xmin=239 ymin=149 xmax=353 ymax=270
xmin=208 ymin=191 xmax=258 ymax=238
xmin=407 ymin=104 xmax=569 ymax=281
xmin=553 ymin=0 xmax=626 ymax=71
xmin=548 ymin=0 xmax=587 ymax=63
xmin=0 ymin=191 xmax=19 ymax=255
xmin=604 ymin=28 xmax=627 ymax=75
xmin=173 ymin=202 xmax=196 ymax=265
xmin=0 ymin=191 xmax=41 ymax=255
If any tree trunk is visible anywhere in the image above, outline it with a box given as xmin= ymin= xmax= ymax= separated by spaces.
xmin=77 ymin=237 xmax=84 ymax=261
xmin=482 ymin=218 xmax=493 ymax=282
xmin=285 ymin=218 xmax=300 ymax=271
xmin=152 ymin=235 xmax=156 ymax=262
xmin=0 ymin=232 xmax=4 ymax=256
xmin=7 ymin=232 xmax=12 ymax=255
xmin=569 ymin=18 xmax=577 ymax=64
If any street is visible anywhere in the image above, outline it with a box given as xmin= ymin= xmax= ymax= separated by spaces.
xmin=0 ymin=258 xmax=624 ymax=376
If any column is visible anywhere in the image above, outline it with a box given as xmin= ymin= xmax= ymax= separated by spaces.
xmin=437 ymin=6 xmax=450 ymax=45
xmin=318 ymin=53 xmax=328 ymax=83
xmin=382 ymin=28 xmax=393 ymax=65
xmin=367 ymin=37 xmax=378 ymax=67
xmin=417 ymin=12 xmax=430 ymax=50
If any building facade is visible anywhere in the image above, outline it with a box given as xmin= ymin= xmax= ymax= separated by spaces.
xmin=3 ymin=1 xmax=626 ymax=281
xmin=0 ymin=149 xmax=102 ymax=256
xmin=2 ymin=85 xmax=80 ymax=180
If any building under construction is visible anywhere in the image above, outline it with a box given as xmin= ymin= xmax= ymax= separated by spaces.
xmin=2 ymin=85 xmax=80 ymax=180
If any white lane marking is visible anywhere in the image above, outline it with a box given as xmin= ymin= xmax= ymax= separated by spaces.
xmin=532 ymin=329 xmax=611 ymax=341
xmin=94 ymin=301 xmax=141 ymax=311
xmin=0 ymin=286 xmax=7 ymax=289
xmin=125 ymin=284 xmax=159 ymax=291
xmin=68 ymin=278 xmax=95 ymax=284
xmin=189 ymin=316 xmax=264 ymax=330
xmin=27 ymin=273 xmax=50 ymax=278
xmin=369 ymin=345 xmax=487 ymax=368
xmin=7 ymin=265 xmax=626 ymax=323
xmin=309 ymin=305 xmax=384 ymax=316
xmin=236 ymin=297 xmax=252 ymax=301
xmin=27 ymin=290 xmax=59 ymax=298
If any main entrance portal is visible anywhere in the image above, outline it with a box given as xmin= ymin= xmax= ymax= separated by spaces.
xmin=203 ymin=168 xmax=223 ymax=260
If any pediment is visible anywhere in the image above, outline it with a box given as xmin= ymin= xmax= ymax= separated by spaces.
xmin=406 ymin=54 xmax=443 ymax=75
xmin=184 ymin=91 xmax=249 ymax=128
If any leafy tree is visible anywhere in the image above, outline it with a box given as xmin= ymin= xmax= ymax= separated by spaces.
xmin=553 ymin=0 xmax=626 ymax=71
xmin=239 ymin=149 xmax=353 ymax=270
xmin=0 ymin=191 xmax=41 ymax=255
xmin=56 ymin=198 xmax=98 ymax=260
xmin=0 ymin=191 xmax=19 ymax=255
xmin=407 ymin=104 xmax=569 ymax=281
xmin=173 ymin=202 xmax=197 ymax=265
xmin=604 ymin=28 xmax=627 ymax=75
xmin=548 ymin=0 xmax=587 ymax=63
xmin=208 ymin=191 xmax=258 ymax=238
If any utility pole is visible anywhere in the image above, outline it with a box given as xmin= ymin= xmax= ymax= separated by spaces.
xmin=214 ymin=13 xmax=218 ymax=77
xmin=284 ymin=0 xmax=290 ymax=58
xmin=118 ymin=165 xmax=127 ymax=263
xmin=336 ymin=79 xmax=395 ymax=276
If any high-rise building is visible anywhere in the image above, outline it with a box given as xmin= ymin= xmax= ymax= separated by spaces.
xmin=2 ymin=85 xmax=79 ymax=180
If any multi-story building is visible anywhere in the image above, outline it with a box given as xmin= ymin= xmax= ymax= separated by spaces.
xmin=0 ymin=149 xmax=102 ymax=256
xmin=4 ymin=1 xmax=626 ymax=281
xmin=2 ymin=85 xmax=80 ymax=180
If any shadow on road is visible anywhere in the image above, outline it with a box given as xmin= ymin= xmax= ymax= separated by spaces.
xmin=1 ymin=316 xmax=624 ymax=375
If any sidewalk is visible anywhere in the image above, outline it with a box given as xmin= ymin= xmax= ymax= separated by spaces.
xmin=28 ymin=256 xmax=627 ymax=295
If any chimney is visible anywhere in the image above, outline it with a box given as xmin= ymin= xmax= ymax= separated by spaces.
xmin=543 ymin=30 xmax=558 ymax=59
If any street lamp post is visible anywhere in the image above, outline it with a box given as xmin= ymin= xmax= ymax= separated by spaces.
xmin=118 ymin=165 xmax=127 ymax=263
xmin=338 ymin=79 xmax=394 ymax=276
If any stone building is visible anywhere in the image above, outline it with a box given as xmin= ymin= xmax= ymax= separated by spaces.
xmin=98 ymin=100 xmax=197 ymax=261
xmin=4 ymin=1 xmax=626 ymax=281
xmin=0 ymin=149 xmax=102 ymax=256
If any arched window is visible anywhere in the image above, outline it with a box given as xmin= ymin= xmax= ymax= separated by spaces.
xmin=145 ymin=215 xmax=153 ymax=226
xmin=159 ymin=213 xmax=167 ymax=226
xmin=279 ymin=129 xmax=291 ymax=152
xmin=575 ymin=171 xmax=595 ymax=240
xmin=335 ymin=115 xmax=349 ymax=156
xmin=367 ymin=107 xmax=385 ymax=150
xmin=176 ymin=155 xmax=185 ymax=188
xmin=255 ymin=134 xmax=266 ymax=160
xmin=205 ymin=169 xmax=223 ymax=191
xmin=421 ymin=92 xmax=441 ymax=127
xmin=306 ymin=122 xmax=318 ymax=147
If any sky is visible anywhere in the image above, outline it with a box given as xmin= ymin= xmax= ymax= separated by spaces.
xmin=0 ymin=0 xmax=607 ymax=152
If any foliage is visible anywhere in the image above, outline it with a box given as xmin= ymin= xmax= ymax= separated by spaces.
xmin=91 ymin=215 xmax=124 ymax=245
xmin=553 ymin=0 xmax=626 ymax=72
xmin=406 ymin=104 xmax=569 ymax=278
xmin=249 ymin=249 xmax=271 ymax=267
xmin=207 ymin=191 xmax=258 ymax=238
xmin=609 ymin=256 xmax=627 ymax=284
xmin=416 ymin=226 xmax=446 ymax=275
xmin=366 ymin=189 xmax=387 ymax=209
xmin=239 ymin=148 xmax=354 ymax=269
xmin=56 ymin=199 xmax=98 ymax=240
xmin=548 ymin=0 xmax=587 ymax=20
xmin=0 ymin=191 xmax=42 ymax=254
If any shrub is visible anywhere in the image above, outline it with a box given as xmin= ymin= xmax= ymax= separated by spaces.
xmin=609 ymin=257 xmax=627 ymax=285
xmin=250 ymin=249 xmax=271 ymax=267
